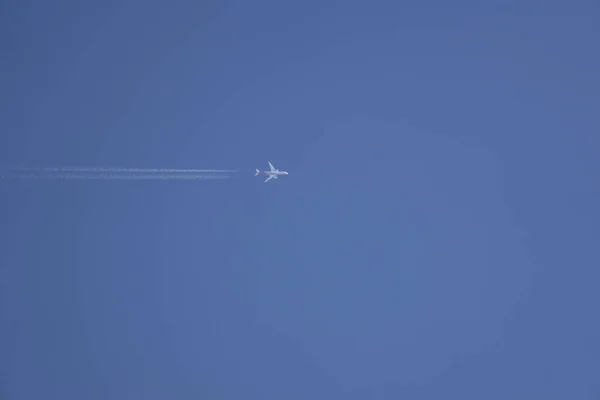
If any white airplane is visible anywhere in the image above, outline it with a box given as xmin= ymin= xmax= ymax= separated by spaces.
xmin=255 ymin=161 xmax=289 ymax=183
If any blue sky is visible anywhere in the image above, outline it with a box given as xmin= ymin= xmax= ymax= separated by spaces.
xmin=1 ymin=1 xmax=599 ymax=398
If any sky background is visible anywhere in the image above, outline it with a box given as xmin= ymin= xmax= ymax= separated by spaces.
xmin=1 ymin=0 xmax=599 ymax=399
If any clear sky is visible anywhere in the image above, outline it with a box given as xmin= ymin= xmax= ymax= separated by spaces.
xmin=1 ymin=1 xmax=599 ymax=399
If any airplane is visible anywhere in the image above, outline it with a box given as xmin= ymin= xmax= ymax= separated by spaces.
xmin=255 ymin=161 xmax=289 ymax=183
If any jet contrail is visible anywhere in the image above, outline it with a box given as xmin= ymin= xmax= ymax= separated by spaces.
xmin=10 ymin=167 xmax=237 ymax=173
xmin=5 ymin=173 xmax=231 ymax=180
xmin=3 ymin=166 xmax=236 ymax=181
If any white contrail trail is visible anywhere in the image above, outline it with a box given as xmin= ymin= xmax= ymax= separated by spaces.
xmin=5 ymin=173 xmax=232 ymax=180
xmin=4 ymin=166 xmax=237 ymax=181
xmin=10 ymin=167 xmax=237 ymax=173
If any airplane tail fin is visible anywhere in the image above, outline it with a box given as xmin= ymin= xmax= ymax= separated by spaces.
xmin=255 ymin=169 xmax=260 ymax=176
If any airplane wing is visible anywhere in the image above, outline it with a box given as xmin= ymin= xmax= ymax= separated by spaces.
xmin=268 ymin=161 xmax=275 ymax=171
xmin=264 ymin=175 xmax=275 ymax=183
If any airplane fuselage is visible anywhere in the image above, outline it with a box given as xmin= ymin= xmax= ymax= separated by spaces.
xmin=261 ymin=170 xmax=288 ymax=176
